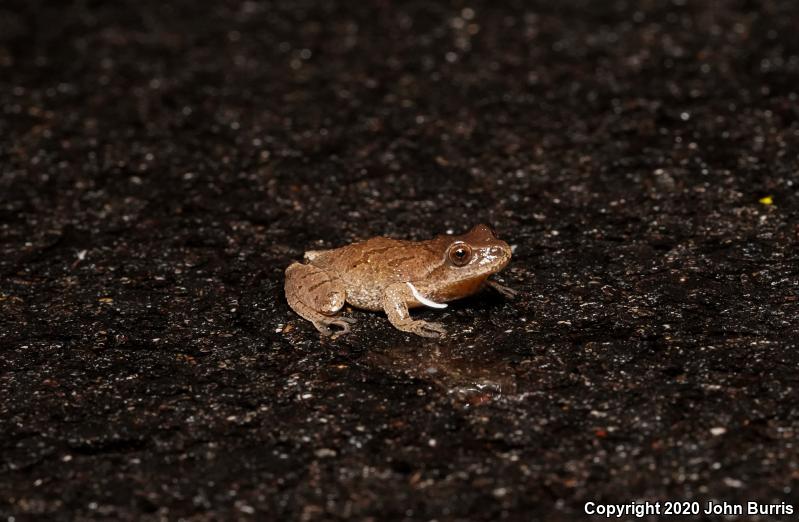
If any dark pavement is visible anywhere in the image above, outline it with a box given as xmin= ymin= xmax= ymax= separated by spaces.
xmin=1 ymin=0 xmax=799 ymax=520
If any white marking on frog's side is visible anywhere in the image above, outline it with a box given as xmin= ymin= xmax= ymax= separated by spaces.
xmin=406 ymin=282 xmax=448 ymax=309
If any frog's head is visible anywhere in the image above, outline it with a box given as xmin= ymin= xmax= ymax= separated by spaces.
xmin=427 ymin=224 xmax=512 ymax=296
xmin=446 ymin=223 xmax=511 ymax=273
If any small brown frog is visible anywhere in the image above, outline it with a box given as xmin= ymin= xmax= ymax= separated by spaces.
xmin=284 ymin=224 xmax=515 ymax=337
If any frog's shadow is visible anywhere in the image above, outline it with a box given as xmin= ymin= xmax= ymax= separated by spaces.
xmin=446 ymin=286 xmax=510 ymax=313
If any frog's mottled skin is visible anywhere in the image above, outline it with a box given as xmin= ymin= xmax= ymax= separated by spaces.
xmin=284 ymin=224 xmax=514 ymax=337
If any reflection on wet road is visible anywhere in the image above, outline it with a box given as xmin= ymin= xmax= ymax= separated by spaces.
xmin=364 ymin=342 xmax=518 ymax=406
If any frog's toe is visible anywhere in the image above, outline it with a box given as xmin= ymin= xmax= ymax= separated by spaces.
xmin=327 ymin=317 xmax=357 ymax=337
xmin=311 ymin=315 xmax=356 ymax=336
xmin=414 ymin=321 xmax=447 ymax=338
xmin=313 ymin=322 xmax=334 ymax=336
xmin=488 ymin=280 xmax=518 ymax=299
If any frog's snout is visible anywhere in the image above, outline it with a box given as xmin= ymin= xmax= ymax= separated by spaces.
xmin=487 ymin=244 xmax=512 ymax=269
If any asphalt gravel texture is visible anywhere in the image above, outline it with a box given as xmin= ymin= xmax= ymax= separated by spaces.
xmin=2 ymin=0 xmax=799 ymax=520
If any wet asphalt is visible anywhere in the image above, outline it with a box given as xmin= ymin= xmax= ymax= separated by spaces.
xmin=1 ymin=0 xmax=799 ymax=520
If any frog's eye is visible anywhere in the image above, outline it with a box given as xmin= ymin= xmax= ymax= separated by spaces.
xmin=448 ymin=243 xmax=472 ymax=266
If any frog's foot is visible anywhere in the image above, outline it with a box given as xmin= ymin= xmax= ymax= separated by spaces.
xmin=487 ymin=280 xmax=518 ymax=299
xmin=400 ymin=320 xmax=447 ymax=338
xmin=314 ymin=316 xmax=357 ymax=337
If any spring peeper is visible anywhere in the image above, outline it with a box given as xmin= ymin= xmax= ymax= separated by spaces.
xmin=284 ymin=224 xmax=515 ymax=337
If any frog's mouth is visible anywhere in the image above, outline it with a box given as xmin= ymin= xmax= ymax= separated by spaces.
xmin=406 ymin=282 xmax=448 ymax=309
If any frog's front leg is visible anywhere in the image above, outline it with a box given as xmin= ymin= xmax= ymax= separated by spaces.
xmin=285 ymin=262 xmax=356 ymax=336
xmin=486 ymin=279 xmax=518 ymax=299
xmin=382 ymin=282 xmax=447 ymax=338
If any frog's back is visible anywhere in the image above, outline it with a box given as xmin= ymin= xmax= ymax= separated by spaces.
xmin=310 ymin=236 xmax=426 ymax=275
xmin=307 ymin=235 xmax=443 ymax=310
xmin=306 ymin=236 xmax=401 ymax=266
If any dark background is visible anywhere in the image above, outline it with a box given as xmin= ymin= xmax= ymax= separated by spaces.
xmin=2 ymin=0 xmax=799 ymax=520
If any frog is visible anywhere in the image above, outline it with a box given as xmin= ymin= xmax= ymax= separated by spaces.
xmin=284 ymin=224 xmax=515 ymax=338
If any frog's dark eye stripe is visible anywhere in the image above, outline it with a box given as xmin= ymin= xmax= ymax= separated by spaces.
xmin=448 ymin=243 xmax=472 ymax=266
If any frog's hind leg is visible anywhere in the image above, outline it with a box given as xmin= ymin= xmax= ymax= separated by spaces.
xmin=284 ymin=262 xmax=356 ymax=336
